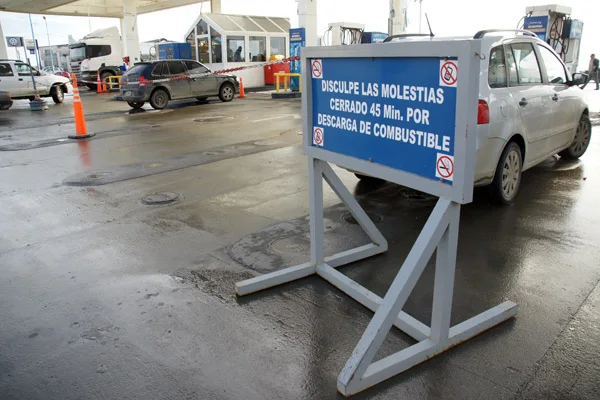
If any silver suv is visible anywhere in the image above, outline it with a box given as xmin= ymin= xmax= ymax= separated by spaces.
xmin=375 ymin=30 xmax=590 ymax=204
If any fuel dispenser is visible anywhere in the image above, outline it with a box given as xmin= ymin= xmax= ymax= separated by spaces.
xmin=522 ymin=4 xmax=583 ymax=74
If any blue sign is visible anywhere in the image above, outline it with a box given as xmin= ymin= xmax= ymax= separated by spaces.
xmin=524 ymin=16 xmax=549 ymax=42
xmin=310 ymin=57 xmax=458 ymax=183
xmin=289 ymin=28 xmax=305 ymax=91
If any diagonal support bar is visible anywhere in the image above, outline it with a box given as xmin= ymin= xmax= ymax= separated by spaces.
xmin=322 ymin=162 xmax=387 ymax=250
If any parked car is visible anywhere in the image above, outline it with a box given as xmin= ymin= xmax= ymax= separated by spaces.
xmin=363 ymin=30 xmax=590 ymax=204
xmin=119 ymin=59 xmax=239 ymax=110
xmin=0 ymin=91 xmax=12 ymax=110
xmin=0 ymin=60 xmax=70 ymax=103
xmin=43 ymin=66 xmax=71 ymax=80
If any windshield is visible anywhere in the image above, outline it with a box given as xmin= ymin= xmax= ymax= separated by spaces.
xmin=70 ymin=45 xmax=86 ymax=62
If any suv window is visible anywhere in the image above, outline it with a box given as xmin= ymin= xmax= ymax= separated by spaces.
xmin=538 ymin=45 xmax=568 ymax=84
xmin=508 ymin=43 xmax=542 ymax=85
xmin=0 ymin=63 xmax=13 ymax=76
xmin=488 ymin=46 xmax=507 ymax=88
xmin=184 ymin=61 xmax=209 ymax=75
xmin=151 ymin=62 xmax=164 ymax=76
xmin=14 ymin=63 xmax=32 ymax=76
xmin=165 ymin=61 xmax=185 ymax=76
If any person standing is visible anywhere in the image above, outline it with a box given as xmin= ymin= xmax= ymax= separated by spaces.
xmin=582 ymin=54 xmax=599 ymax=90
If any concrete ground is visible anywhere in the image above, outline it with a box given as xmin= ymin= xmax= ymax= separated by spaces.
xmin=0 ymin=88 xmax=599 ymax=400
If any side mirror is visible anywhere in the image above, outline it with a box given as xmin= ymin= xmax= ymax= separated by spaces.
xmin=571 ymin=72 xmax=587 ymax=86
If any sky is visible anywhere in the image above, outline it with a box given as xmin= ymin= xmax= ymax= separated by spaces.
xmin=0 ymin=0 xmax=598 ymax=67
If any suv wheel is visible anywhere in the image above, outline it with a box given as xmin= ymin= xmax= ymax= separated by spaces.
xmin=51 ymin=85 xmax=64 ymax=104
xmin=559 ymin=114 xmax=591 ymax=160
xmin=127 ymin=101 xmax=144 ymax=109
xmin=149 ymin=89 xmax=169 ymax=109
xmin=490 ymin=142 xmax=522 ymax=204
xmin=219 ymin=83 xmax=235 ymax=102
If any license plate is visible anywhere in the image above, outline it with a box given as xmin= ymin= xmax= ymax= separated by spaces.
xmin=124 ymin=91 xmax=132 ymax=96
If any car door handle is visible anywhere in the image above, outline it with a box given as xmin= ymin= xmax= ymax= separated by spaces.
xmin=18 ymin=78 xmax=23 ymax=81
xmin=552 ymin=94 xmax=559 ymax=101
xmin=519 ymin=98 xmax=528 ymax=106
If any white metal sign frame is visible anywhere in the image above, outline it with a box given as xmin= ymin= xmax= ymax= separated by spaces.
xmin=235 ymin=40 xmax=518 ymax=397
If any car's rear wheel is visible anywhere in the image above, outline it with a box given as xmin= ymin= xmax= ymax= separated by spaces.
xmin=559 ymin=114 xmax=591 ymax=160
xmin=149 ymin=89 xmax=169 ymax=109
xmin=219 ymin=83 xmax=235 ymax=102
xmin=490 ymin=142 xmax=522 ymax=205
xmin=127 ymin=101 xmax=144 ymax=109
xmin=51 ymin=85 xmax=64 ymax=103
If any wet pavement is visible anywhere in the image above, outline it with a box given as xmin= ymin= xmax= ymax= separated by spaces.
xmin=0 ymin=88 xmax=599 ymax=399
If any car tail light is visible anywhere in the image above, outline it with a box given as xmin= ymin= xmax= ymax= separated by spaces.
xmin=139 ymin=76 xmax=147 ymax=87
xmin=477 ymin=100 xmax=489 ymax=124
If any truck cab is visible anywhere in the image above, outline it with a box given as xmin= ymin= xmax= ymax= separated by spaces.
xmin=69 ymin=27 xmax=123 ymax=89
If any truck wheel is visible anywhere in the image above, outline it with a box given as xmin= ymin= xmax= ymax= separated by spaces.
xmin=219 ymin=83 xmax=235 ymax=102
xmin=127 ymin=101 xmax=144 ymax=109
xmin=101 ymin=72 xmax=113 ymax=90
xmin=149 ymin=89 xmax=169 ymax=109
xmin=51 ymin=85 xmax=64 ymax=104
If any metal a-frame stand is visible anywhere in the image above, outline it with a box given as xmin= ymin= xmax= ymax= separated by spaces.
xmin=235 ymin=157 xmax=518 ymax=396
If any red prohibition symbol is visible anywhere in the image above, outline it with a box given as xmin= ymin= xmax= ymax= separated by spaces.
xmin=436 ymin=155 xmax=454 ymax=178
xmin=440 ymin=61 xmax=458 ymax=85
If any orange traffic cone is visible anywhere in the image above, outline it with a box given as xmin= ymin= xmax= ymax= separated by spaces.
xmin=96 ymin=71 xmax=104 ymax=93
xmin=68 ymin=75 xmax=95 ymax=139
xmin=239 ymin=77 xmax=245 ymax=98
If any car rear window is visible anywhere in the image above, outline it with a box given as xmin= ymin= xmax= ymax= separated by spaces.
xmin=126 ymin=64 xmax=151 ymax=75
xmin=488 ymin=46 xmax=507 ymax=88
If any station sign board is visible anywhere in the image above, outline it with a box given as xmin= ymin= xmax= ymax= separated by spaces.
xmin=302 ymin=40 xmax=480 ymax=203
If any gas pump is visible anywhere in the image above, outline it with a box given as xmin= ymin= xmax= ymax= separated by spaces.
xmin=522 ymin=4 xmax=583 ymax=74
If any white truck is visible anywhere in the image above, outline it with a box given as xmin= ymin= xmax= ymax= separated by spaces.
xmin=69 ymin=27 xmax=123 ymax=89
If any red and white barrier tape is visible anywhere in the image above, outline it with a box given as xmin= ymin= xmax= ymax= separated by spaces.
xmin=107 ymin=55 xmax=301 ymax=86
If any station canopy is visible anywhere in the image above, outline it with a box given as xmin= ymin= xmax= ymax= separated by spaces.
xmin=0 ymin=0 xmax=206 ymax=18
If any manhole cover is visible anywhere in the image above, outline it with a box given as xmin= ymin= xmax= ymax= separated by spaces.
xmin=254 ymin=140 xmax=280 ymax=146
xmin=142 ymin=192 xmax=180 ymax=205
xmin=269 ymin=237 xmax=311 ymax=255
xmin=341 ymin=212 xmax=383 ymax=225
xmin=87 ymin=172 xmax=112 ymax=180
xmin=193 ymin=116 xmax=234 ymax=123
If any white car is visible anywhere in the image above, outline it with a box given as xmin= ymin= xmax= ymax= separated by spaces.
xmin=368 ymin=30 xmax=590 ymax=204
xmin=0 ymin=59 xmax=70 ymax=103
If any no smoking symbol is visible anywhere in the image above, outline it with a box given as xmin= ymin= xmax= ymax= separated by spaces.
xmin=440 ymin=61 xmax=458 ymax=87
xmin=313 ymin=127 xmax=324 ymax=146
xmin=312 ymin=59 xmax=323 ymax=79
xmin=436 ymin=155 xmax=454 ymax=179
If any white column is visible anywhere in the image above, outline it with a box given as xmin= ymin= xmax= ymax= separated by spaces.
xmin=121 ymin=0 xmax=140 ymax=65
xmin=210 ymin=0 xmax=221 ymax=13
xmin=298 ymin=0 xmax=317 ymax=46
xmin=0 ymin=22 xmax=8 ymax=59
xmin=390 ymin=0 xmax=408 ymax=35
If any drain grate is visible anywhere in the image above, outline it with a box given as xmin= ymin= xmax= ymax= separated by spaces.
xmin=87 ymin=172 xmax=113 ymax=180
xmin=254 ymin=140 xmax=281 ymax=146
xmin=142 ymin=192 xmax=180 ymax=205
xmin=193 ymin=116 xmax=234 ymax=123
xmin=341 ymin=211 xmax=383 ymax=225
